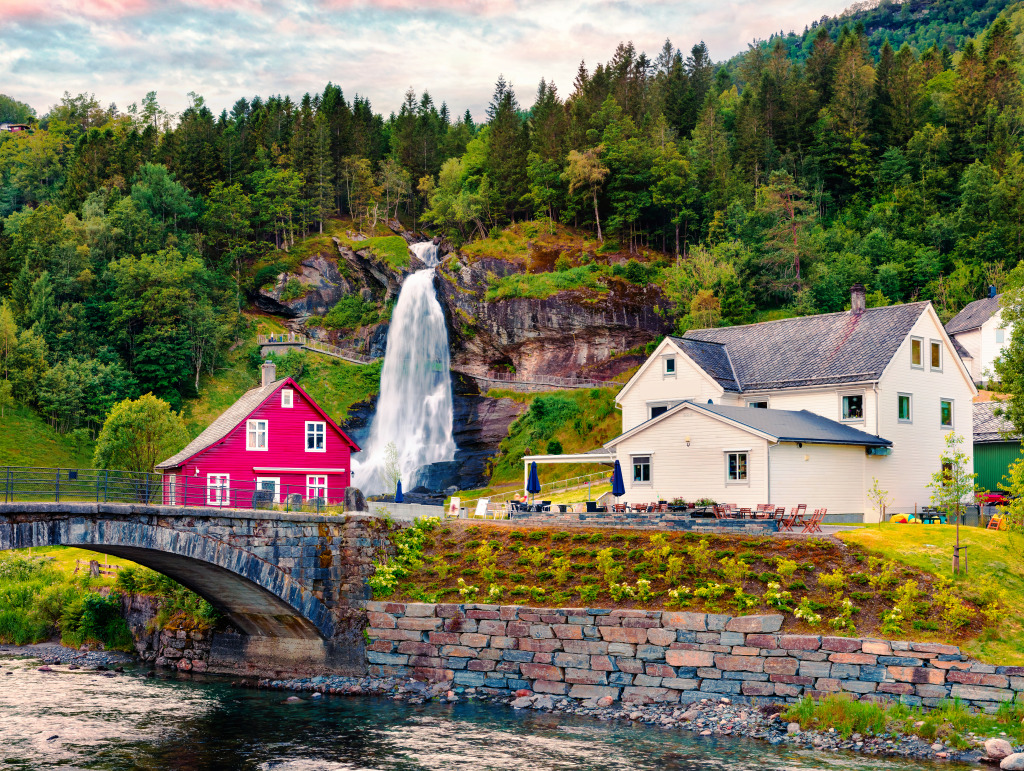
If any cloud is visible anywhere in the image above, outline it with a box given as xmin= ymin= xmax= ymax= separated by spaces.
xmin=0 ymin=0 xmax=851 ymax=119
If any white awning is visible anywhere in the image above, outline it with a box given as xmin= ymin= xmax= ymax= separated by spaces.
xmin=522 ymin=451 xmax=616 ymax=465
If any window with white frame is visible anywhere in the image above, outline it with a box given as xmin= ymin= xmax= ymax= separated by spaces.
xmin=726 ymin=452 xmax=748 ymax=483
xmin=207 ymin=474 xmax=229 ymax=506
xmin=306 ymin=421 xmax=326 ymax=452
xmin=632 ymin=455 xmax=651 ymax=484
xmin=281 ymin=388 xmax=294 ymax=408
xmin=747 ymin=400 xmax=768 ymax=409
xmin=910 ymin=337 xmax=923 ymax=368
xmin=663 ymin=357 xmax=676 ymax=375
xmin=930 ymin=340 xmax=942 ymax=371
xmin=307 ymin=475 xmax=327 ymax=500
xmin=650 ymin=405 xmax=668 ymax=419
xmin=897 ymin=393 xmax=912 ymax=423
xmin=940 ymin=398 xmax=954 ymax=429
xmin=841 ymin=393 xmax=864 ymax=421
xmin=997 ymin=328 xmax=1005 ymax=344
xmin=246 ymin=420 xmax=268 ymax=450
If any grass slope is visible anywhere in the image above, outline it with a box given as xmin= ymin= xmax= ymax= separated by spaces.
xmin=840 ymin=524 xmax=1024 ymax=664
xmin=0 ymin=405 xmax=95 ymax=468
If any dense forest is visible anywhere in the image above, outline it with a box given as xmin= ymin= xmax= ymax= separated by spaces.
xmin=1 ymin=0 xmax=1024 ymax=441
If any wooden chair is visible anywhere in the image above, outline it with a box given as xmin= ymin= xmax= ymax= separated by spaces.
xmin=613 ymin=503 xmax=627 ymax=513
xmin=658 ymin=502 xmax=669 ymax=513
xmin=713 ymin=505 xmax=727 ymax=519
xmin=778 ymin=507 xmax=798 ymax=531
xmin=772 ymin=507 xmax=786 ymax=521
xmin=801 ymin=508 xmax=826 ymax=534
xmin=738 ymin=507 xmax=752 ymax=519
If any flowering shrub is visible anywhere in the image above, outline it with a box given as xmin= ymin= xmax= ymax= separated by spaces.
xmin=775 ymin=558 xmax=799 ymax=580
xmin=367 ymin=517 xmax=438 ymax=598
xmin=457 ymin=578 xmax=479 ymax=601
xmin=667 ymin=586 xmax=693 ymax=608
xmin=694 ymin=582 xmax=726 ymax=609
xmin=486 ymin=584 xmax=504 ymax=603
xmin=829 ymin=596 xmax=856 ymax=633
xmin=580 ymin=584 xmax=600 ymax=604
xmin=765 ymin=582 xmax=793 ymax=611
xmin=731 ymin=589 xmax=759 ymax=612
xmin=795 ymin=597 xmax=822 ymax=626
xmin=634 ymin=578 xmax=654 ymax=603
xmin=880 ymin=605 xmax=904 ymax=636
xmin=609 ymin=582 xmax=635 ymax=602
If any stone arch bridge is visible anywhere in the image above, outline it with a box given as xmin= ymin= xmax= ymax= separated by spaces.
xmin=0 ymin=502 xmax=389 ymax=676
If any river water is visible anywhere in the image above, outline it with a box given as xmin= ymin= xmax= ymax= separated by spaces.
xmin=0 ymin=655 xmax=951 ymax=770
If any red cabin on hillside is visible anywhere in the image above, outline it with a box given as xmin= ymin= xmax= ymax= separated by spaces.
xmin=156 ymin=361 xmax=360 ymax=510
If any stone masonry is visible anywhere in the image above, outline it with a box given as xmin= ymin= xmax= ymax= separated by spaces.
xmin=363 ymin=603 xmax=1024 ymax=713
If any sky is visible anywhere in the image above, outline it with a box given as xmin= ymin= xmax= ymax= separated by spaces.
xmin=0 ymin=0 xmax=854 ymax=121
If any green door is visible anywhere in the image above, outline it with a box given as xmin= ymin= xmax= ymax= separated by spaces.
xmin=974 ymin=441 xmax=1024 ymax=492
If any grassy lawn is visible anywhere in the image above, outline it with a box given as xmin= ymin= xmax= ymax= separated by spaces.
xmin=17 ymin=545 xmax=138 ymax=585
xmin=839 ymin=524 xmax=1024 ymax=664
xmin=0 ymin=405 xmax=95 ymax=469
xmin=378 ymin=522 xmax=992 ymax=646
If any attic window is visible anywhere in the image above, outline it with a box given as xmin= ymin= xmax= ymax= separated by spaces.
xmin=910 ymin=337 xmax=923 ymax=369
xmin=246 ymin=420 xmax=268 ymax=450
xmin=664 ymin=357 xmax=676 ymax=375
xmin=930 ymin=340 xmax=942 ymax=371
xmin=747 ymin=400 xmax=768 ymax=409
xmin=281 ymin=389 xmax=294 ymax=408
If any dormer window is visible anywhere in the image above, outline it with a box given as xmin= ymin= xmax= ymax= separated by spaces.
xmin=281 ymin=389 xmax=294 ymax=408
xmin=246 ymin=420 xmax=268 ymax=450
xmin=664 ymin=357 xmax=676 ymax=376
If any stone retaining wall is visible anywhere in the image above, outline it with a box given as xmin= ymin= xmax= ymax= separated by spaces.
xmin=508 ymin=511 xmax=779 ymax=533
xmin=363 ymin=603 xmax=1024 ymax=712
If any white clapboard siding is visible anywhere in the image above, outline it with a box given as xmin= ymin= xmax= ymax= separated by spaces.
xmin=617 ymin=340 xmax=724 ymax=431
xmin=872 ymin=309 xmax=976 ymax=518
xmin=612 ymin=408 xmax=769 ymax=505
xmin=769 ymin=442 xmax=866 ymax=515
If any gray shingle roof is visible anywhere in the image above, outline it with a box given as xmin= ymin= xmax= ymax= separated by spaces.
xmin=156 ymin=379 xmax=286 ymax=469
xmin=946 ymin=295 xmax=1001 ymax=335
xmin=672 ymin=338 xmax=739 ymax=391
xmin=679 ymin=303 xmax=929 ymax=391
xmin=693 ymin=402 xmax=891 ymax=446
xmin=974 ymin=401 xmax=1020 ymax=443
xmin=607 ymin=400 xmax=891 ymax=447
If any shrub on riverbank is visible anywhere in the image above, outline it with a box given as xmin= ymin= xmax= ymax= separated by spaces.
xmin=784 ymin=694 xmax=1024 ymax=746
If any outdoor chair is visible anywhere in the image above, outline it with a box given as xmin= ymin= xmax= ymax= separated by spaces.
xmin=657 ymin=502 xmax=668 ymax=513
xmin=634 ymin=503 xmax=648 ymax=513
xmin=738 ymin=507 xmax=752 ymax=519
xmin=613 ymin=503 xmax=627 ymax=513
xmin=778 ymin=508 xmax=798 ymax=531
xmin=801 ymin=508 xmax=826 ymax=534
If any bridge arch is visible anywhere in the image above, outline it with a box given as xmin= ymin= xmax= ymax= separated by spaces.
xmin=0 ymin=508 xmax=337 ymax=640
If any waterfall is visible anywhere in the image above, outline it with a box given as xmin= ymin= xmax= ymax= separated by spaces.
xmin=353 ymin=260 xmax=455 ymax=495
xmin=409 ymin=240 xmax=440 ymax=267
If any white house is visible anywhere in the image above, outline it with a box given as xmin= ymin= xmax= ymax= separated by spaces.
xmin=528 ymin=286 xmax=977 ymax=522
xmin=945 ymin=288 xmax=1008 ymax=385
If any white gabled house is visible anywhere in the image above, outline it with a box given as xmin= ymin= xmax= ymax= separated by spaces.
xmin=552 ymin=285 xmax=977 ymax=522
xmin=945 ymin=287 xmax=1009 ymax=386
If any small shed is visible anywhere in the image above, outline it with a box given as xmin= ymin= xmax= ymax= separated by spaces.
xmin=973 ymin=401 xmax=1023 ymax=492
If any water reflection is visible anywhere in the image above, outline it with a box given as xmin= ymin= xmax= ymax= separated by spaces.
xmin=0 ymin=656 xmax=952 ymax=770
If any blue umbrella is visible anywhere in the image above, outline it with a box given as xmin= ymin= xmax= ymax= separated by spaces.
xmin=610 ymin=460 xmax=626 ymax=498
xmin=395 ymin=480 xmax=404 ymax=503
xmin=526 ymin=461 xmax=541 ymax=502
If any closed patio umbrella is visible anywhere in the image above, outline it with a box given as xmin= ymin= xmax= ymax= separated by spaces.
xmin=526 ymin=461 xmax=541 ymax=504
xmin=611 ymin=460 xmax=626 ymax=504
xmin=395 ymin=480 xmax=403 ymax=503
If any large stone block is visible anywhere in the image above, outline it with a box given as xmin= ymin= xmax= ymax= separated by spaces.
xmin=821 ymin=637 xmax=862 ymax=653
xmin=662 ymin=612 xmax=707 ymax=631
xmin=950 ymin=684 xmax=1016 ymax=702
xmin=665 ymin=650 xmax=714 ymax=668
xmin=887 ymin=666 xmax=945 ymax=685
xmin=622 ymin=686 xmax=679 ymax=704
xmin=600 ymin=627 xmax=649 ymax=644
xmin=520 ymin=663 xmax=563 ymax=681
xmin=564 ymin=668 xmax=607 ymax=685
xmin=647 ymin=628 xmax=676 ymax=646
xmin=764 ymin=657 xmax=799 ymax=675
xmin=715 ymin=654 xmax=764 ymax=673
xmin=552 ymin=652 xmax=589 ymax=669
xmin=779 ymin=635 xmax=821 ymax=651
xmin=724 ymin=615 xmax=784 ymax=634
xmin=568 ymin=684 xmax=620 ymax=700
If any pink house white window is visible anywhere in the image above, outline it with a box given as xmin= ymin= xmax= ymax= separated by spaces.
xmin=281 ymin=389 xmax=294 ymax=408
xmin=306 ymin=475 xmax=327 ymax=500
xmin=305 ymin=422 xmax=326 ymax=452
xmin=247 ymin=419 xmax=268 ymax=450
xmin=207 ymin=474 xmax=229 ymax=506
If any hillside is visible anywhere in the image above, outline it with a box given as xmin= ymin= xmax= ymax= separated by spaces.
xmin=739 ymin=0 xmax=1017 ymax=68
xmin=0 ymin=405 xmax=94 ymax=468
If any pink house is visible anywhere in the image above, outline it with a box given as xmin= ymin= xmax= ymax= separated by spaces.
xmin=156 ymin=361 xmax=360 ymax=509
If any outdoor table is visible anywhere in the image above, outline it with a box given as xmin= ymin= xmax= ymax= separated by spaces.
xmin=920 ymin=512 xmax=944 ymax=524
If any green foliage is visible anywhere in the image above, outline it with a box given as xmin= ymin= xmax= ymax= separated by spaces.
xmin=93 ymin=393 xmax=189 ymax=473
xmin=322 ymin=294 xmax=379 ymax=331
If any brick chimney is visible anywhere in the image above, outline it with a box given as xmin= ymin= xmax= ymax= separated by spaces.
xmin=262 ymin=360 xmax=276 ymax=387
xmin=850 ymin=283 xmax=866 ymax=315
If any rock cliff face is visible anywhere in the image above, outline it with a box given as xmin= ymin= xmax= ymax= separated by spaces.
xmin=436 ymin=255 xmax=669 ymax=381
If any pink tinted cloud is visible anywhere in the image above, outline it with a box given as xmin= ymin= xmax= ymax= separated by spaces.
xmin=0 ymin=0 xmax=153 ymax=18
xmin=317 ymin=0 xmax=519 ymax=13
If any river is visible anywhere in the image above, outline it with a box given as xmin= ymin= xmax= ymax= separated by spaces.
xmin=0 ymin=655 xmax=951 ymax=770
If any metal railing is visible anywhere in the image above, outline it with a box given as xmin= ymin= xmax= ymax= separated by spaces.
xmin=461 ymin=469 xmax=611 ymax=516
xmin=257 ymin=333 xmax=379 ymax=365
xmin=0 ymin=466 xmax=344 ymax=514
xmin=466 ymin=370 xmax=619 ymax=390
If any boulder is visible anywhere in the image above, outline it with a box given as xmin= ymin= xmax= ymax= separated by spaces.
xmin=511 ymin=697 xmax=533 ymax=709
xmin=344 ymin=487 xmax=367 ymax=512
xmin=787 ymin=723 xmax=801 ymax=735
xmin=1001 ymin=754 xmax=1024 ymax=770
xmin=988 ymin=739 xmax=1015 ymax=760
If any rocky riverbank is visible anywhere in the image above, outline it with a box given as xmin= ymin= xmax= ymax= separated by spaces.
xmin=253 ymin=673 xmax=1022 ymax=766
xmin=0 ymin=642 xmax=136 ymax=668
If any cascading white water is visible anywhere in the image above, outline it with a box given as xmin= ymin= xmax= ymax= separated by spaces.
xmin=409 ymin=240 xmax=440 ymax=267
xmin=353 ymin=251 xmax=455 ymax=495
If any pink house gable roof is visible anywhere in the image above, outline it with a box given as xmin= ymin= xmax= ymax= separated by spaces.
xmin=155 ymin=377 xmax=359 ymax=470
